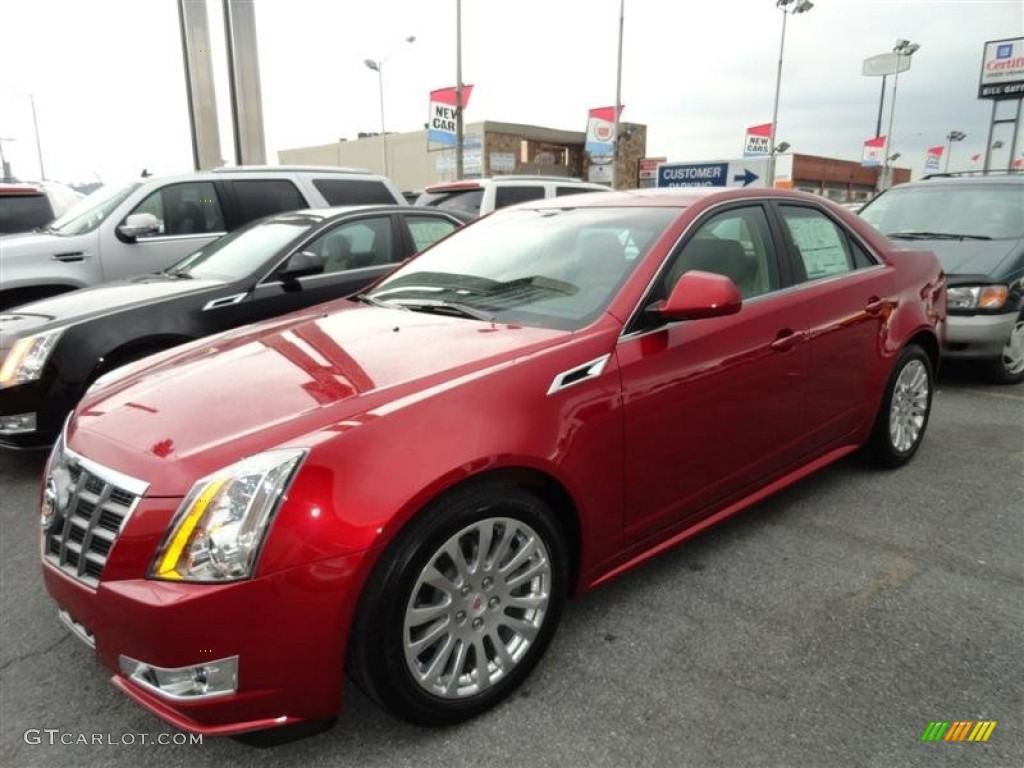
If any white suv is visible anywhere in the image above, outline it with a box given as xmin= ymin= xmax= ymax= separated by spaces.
xmin=0 ymin=166 xmax=405 ymax=310
xmin=415 ymin=176 xmax=609 ymax=217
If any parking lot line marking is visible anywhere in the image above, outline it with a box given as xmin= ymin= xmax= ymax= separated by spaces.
xmin=976 ymin=390 xmax=1024 ymax=402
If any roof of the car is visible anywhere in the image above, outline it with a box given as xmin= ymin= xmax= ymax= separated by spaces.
xmin=424 ymin=176 xmax=602 ymax=192
xmin=129 ymin=166 xmax=385 ymax=187
xmin=915 ymin=172 xmax=1024 ymax=186
xmin=513 ymin=186 xmax=829 ymax=209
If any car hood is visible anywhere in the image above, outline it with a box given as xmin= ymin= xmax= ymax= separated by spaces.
xmin=70 ymin=302 xmax=568 ymax=494
xmin=892 ymin=238 xmax=1022 ymax=278
xmin=0 ymin=274 xmax=226 ymax=333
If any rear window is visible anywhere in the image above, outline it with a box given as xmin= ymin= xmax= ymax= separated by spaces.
xmin=556 ymin=186 xmax=603 ymax=197
xmin=0 ymin=194 xmax=54 ymax=234
xmin=313 ymin=178 xmax=399 ymax=205
xmin=415 ymin=187 xmax=485 ymax=216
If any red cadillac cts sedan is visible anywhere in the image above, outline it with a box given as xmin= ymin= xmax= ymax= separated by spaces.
xmin=39 ymin=188 xmax=945 ymax=738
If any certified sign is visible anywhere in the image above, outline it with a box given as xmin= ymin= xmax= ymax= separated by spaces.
xmin=978 ymin=37 xmax=1024 ymax=99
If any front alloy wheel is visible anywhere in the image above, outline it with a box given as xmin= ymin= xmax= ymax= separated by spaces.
xmin=348 ymin=483 xmax=567 ymax=726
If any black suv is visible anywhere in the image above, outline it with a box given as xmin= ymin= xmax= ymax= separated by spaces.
xmin=860 ymin=172 xmax=1024 ymax=384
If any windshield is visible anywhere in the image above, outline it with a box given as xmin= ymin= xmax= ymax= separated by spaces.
xmin=168 ymin=216 xmax=317 ymax=281
xmin=47 ymin=182 xmax=141 ymax=236
xmin=367 ymin=206 xmax=678 ymax=331
xmin=860 ymin=183 xmax=1024 ymax=240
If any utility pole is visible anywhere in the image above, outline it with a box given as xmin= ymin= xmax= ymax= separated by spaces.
xmin=455 ymin=0 xmax=464 ymax=180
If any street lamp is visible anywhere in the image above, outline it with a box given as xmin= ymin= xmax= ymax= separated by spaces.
xmin=944 ymin=130 xmax=966 ymax=172
xmin=769 ymin=0 xmax=813 ymax=187
xmin=881 ymin=38 xmax=920 ymax=190
xmin=363 ymin=35 xmax=416 ymax=178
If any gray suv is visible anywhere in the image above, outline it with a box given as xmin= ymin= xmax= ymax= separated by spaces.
xmin=860 ymin=173 xmax=1024 ymax=384
xmin=0 ymin=166 xmax=405 ymax=310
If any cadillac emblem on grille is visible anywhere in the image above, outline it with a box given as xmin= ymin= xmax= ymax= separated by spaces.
xmin=41 ymin=444 xmax=149 ymax=588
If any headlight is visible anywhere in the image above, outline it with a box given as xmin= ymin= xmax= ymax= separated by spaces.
xmin=0 ymin=328 xmax=64 ymax=388
xmin=946 ymin=285 xmax=1009 ymax=310
xmin=151 ymin=448 xmax=307 ymax=582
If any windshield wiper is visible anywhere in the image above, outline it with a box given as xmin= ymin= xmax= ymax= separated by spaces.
xmin=887 ymin=231 xmax=992 ymax=241
xmin=162 ymin=269 xmax=192 ymax=279
xmin=394 ymin=299 xmax=495 ymax=322
xmin=355 ymin=293 xmax=406 ymax=310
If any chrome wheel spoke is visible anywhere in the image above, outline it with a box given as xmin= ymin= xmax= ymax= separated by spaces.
xmin=889 ymin=359 xmax=930 ymax=453
xmin=403 ymin=515 xmax=552 ymax=699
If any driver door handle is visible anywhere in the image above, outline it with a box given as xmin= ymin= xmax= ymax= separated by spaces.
xmin=770 ymin=329 xmax=805 ymax=352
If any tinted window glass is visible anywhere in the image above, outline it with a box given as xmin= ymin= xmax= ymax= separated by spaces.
xmin=230 ymin=180 xmax=306 ymax=224
xmin=780 ymin=206 xmax=853 ymax=281
xmin=555 ymin=186 xmax=602 ymax=197
xmin=312 ymin=179 xmax=397 ymax=205
xmin=494 ymin=185 xmax=545 ymax=209
xmin=304 ymin=216 xmax=395 ymax=272
xmin=0 ymin=194 xmax=53 ymax=233
xmin=129 ymin=181 xmax=225 ymax=236
xmin=416 ymin=188 xmax=484 ymax=216
xmin=407 ymin=215 xmax=459 ymax=252
xmin=662 ymin=206 xmax=779 ymax=300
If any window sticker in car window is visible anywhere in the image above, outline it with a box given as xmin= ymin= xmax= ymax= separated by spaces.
xmin=786 ymin=215 xmax=850 ymax=279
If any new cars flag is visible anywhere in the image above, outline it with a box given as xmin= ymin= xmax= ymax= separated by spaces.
xmin=743 ymin=123 xmax=773 ymax=157
xmin=924 ymin=146 xmax=943 ymax=172
xmin=428 ymin=86 xmax=474 ymax=146
xmin=862 ymin=136 xmax=887 ymax=167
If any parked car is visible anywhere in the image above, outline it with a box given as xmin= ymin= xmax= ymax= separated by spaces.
xmin=859 ymin=172 xmax=1024 ymax=383
xmin=0 ymin=181 xmax=82 ymax=235
xmin=415 ymin=175 xmax=609 ymax=217
xmin=0 ymin=166 xmax=406 ymax=311
xmin=0 ymin=205 xmax=469 ymax=448
xmin=39 ymin=187 xmax=944 ymax=739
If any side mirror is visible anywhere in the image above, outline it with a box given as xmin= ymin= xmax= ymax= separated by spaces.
xmin=116 ymin=213 xmax=161 ymax=242
xmin=279 ymin=250 xmax=325 ymax=282
xmin=649 ymin=270 xmax=742 ymax=321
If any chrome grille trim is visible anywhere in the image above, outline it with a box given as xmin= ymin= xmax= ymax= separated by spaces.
xmin=43 ymin=445 xmax=148 ymax=589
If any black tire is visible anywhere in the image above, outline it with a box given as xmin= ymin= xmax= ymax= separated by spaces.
xmin=984 ymin=312 xmax=1024 ymax=385
xmin=348 ymin=482 xmax=568 ymax=726
xmin=867 ymin=344 xmax=934 ymax=468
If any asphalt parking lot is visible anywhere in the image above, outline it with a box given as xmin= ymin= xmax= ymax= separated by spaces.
xmin=1 ymin=366 xmax=1021 ymax=768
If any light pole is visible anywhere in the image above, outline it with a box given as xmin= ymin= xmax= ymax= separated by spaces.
xmin=881 ymin=38 xmax=920 ymax=190
xmin=364 ymin=35 xmax=416 ymax=178
xmin=769 ymin=0 xmax=813 ymax=187
xmin=456 ymin=0 xmax=464 ymax=180
xmin=613 ymin=0 xmax=624 ymax=189
xmin=944 ymin=130 xmax=966 ymax=172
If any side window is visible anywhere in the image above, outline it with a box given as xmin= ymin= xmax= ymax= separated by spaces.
xmin=303 ymin=216 xmax=395 ymax=274
xmin=127 ymin=181 xmax=224 ymax=237
xmin=312 ymin=179 xmax=398 ymax=205
xmin=850 ymin=239 xmax=878 ymax=269
xmin=494 ymin=185 xmax=545 ymax=210
xmin=661 ymin=206 xmax=780 ymax=301
xmin=230 ymin=180 xmax=306 ymax=225
xmin=406 ymin=215 xmax=458 ymax=252
xmin=779 ymin=206 xmax=855 ymax=281
xmin=555 ymin=186 xmax=601 ymax=197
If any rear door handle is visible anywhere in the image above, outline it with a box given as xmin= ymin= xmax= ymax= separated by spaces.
xmin=770 ymin=329 xmax=804 ymax=352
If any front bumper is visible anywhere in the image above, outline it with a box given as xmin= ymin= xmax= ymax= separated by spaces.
xmin=0 ymin=379 xmax=74 ymax=449
xmin=942 ymin=311 xmax=1018 ymax=361
xmin=42 ymin=547 xmax=367 ymax=736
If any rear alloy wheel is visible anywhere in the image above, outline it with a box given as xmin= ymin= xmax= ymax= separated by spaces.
xmin=348 ymin=484 xmax=567 ymax=726
xmin=868 ymin=344 xmax=934 ymax=468
xmin=987 ymin=314 xmax=1024 ymax=385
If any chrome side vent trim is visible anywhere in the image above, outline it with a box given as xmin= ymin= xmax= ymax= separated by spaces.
xmin=546 ymin=354 xmax=611 ymax=395
xmin=203 ymin=293 xmax=247 ymax=311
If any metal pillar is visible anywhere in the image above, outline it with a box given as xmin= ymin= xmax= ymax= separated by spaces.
xmin=177 ymin=0 xmax=223 ymax=170
xmin=223 ymin=0 xmax=267 ymax=166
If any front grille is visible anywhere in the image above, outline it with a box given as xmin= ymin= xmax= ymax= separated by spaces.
xmin=43 ymin=445 xmax=149 ymax=589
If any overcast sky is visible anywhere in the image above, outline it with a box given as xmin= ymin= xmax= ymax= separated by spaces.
xmin=1 ymin=0 xmax=1021 ymax=186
